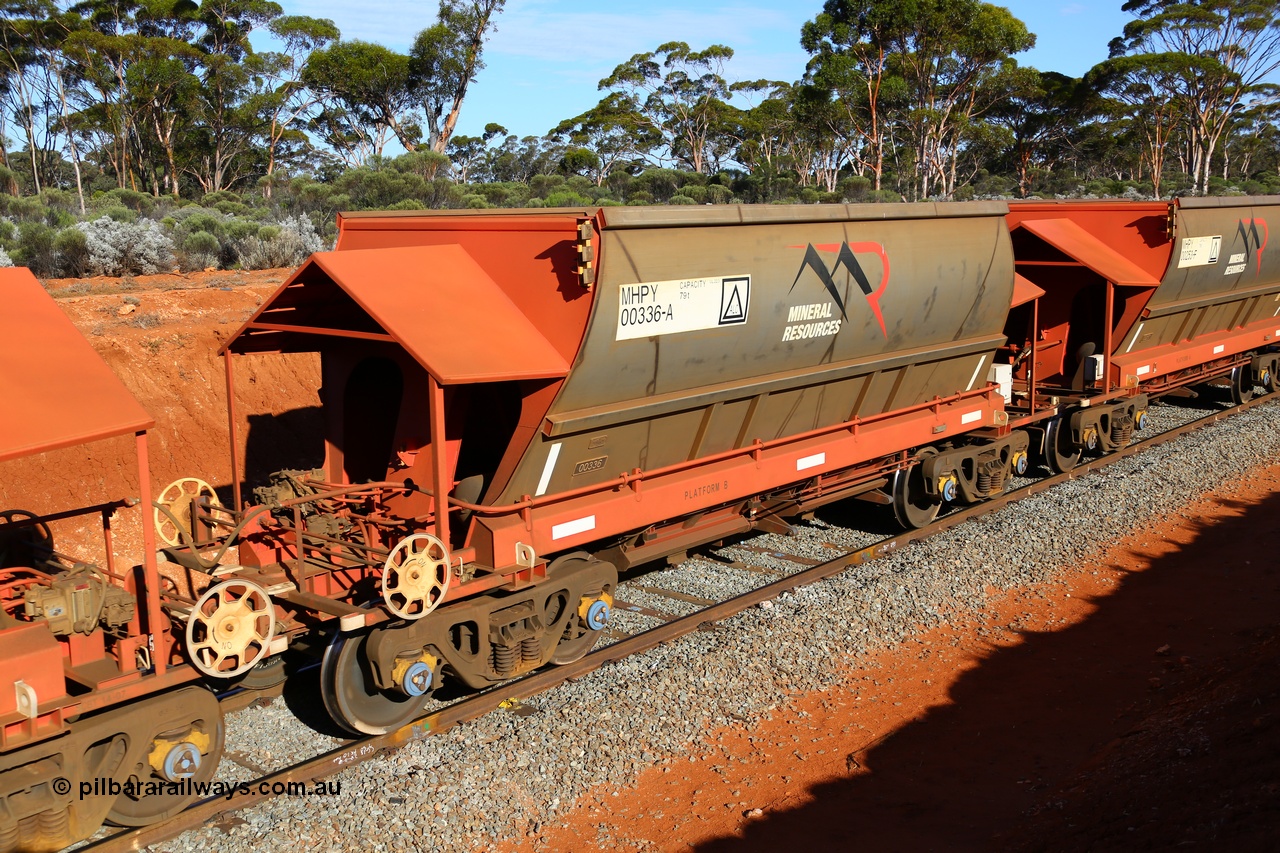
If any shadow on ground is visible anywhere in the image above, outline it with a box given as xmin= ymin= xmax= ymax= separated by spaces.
xmin=696 ymin=489 xmax=1280 ymax=853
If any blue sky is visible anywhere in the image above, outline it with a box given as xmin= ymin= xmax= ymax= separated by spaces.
xmin=272 ymin=1 xmax=1145 ymax=140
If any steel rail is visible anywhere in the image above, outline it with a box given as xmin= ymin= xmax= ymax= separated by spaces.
xmin=81 ymin=393 xmax=1275 ymax=853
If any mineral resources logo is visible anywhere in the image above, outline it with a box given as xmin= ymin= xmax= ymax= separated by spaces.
xmin=1235 ymin=218 xmax=1268 ymax=274
xmin=788 ymin=242 xmax=890 ymax=340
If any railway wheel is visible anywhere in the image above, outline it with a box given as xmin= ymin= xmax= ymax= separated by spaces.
xmin=0 ymin=509 xmax=53 ymax=568
xmin=1260 ymin=358 xmax=1279 ymax=394
xmin=1229 ymin=364 xmax=1254 ymax=405
xmin=890 ymin=449 xmax=941 ymax=530
xmin=321 ymin=630 xmax=427 ymax=736
xmin=549 ymin=596 xmax=612 ymax=665
xmin=106 ymin=687 xmax=223 ymax=826
xmin=1043 ymin=417 xmax=1082 ymax=474
xmin=236 ymin=654 xmax=288 ymax=691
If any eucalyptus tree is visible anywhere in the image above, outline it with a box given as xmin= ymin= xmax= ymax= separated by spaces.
xmin=726 ymin=81 xmax=797 ymax=183
xmin=183 ymin=0 xmax=283 ymax=193
xmin=892 ymin=0 xmax=1035 ymax=199
xmin=303 ymin=40 xmax=419 ymax=164
xmin=1109 ymin=0 xmax=1280 ymax=195
xmin=801 ymin=0 xmax=908 ymax=191
xmin=986 ymin=68 xmax=1082 ymax=197
xmin=1087 ymin=53 xmax=1187 ymax=198
xmin=599 ymin=41 xmax=736 ymax=174
xmin=250 ymin=14 xmax=339 ymax=195
xmin=409 ymin=0 xmax=505 ymax=154
xmin=0 ymin=0 xmax=66 ymax=194
xmin=445 ymin=120 xmax=505 ymax=182
xmin=549 ymin=93 xmax=660 ymax=184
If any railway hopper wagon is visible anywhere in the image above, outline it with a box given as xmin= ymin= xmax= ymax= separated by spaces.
xmin=175 ymin=202 xmax=1030 ymax=735
xmin=1004 ymin=196 xmax=1280 ymax=471
xmin=0 ymin=270 xmax=222 ymax=853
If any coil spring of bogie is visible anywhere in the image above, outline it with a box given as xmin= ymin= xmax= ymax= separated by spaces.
xmin=491 ymin=642 xmax=518 ymax=676
xmin=521 ymin=635 xmax=540 ymax=664
xmin=976 ymin=462 xmax=1007 ymax=496
xmin=0 ymin=807 xmax=70 ymax=853
xmin=1110 ymin=418 xmax=1134 ymax=448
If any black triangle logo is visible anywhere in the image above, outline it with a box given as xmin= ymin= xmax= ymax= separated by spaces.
xmin=720 ymin=278 xmax=748 ymax=324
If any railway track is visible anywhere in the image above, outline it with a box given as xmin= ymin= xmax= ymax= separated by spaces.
xmin=79 ymin=391 xmax=1276 ymax=853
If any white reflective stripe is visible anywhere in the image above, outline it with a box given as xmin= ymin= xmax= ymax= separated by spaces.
xmin=1136 ymin=365 xmax=1151 ymax=376
xmin=966 ymin=355 xmax=987 ymax=391
xmin=1125 ymin=322 xmax=1144 ymax=353
xmin=796 ymin=452 xmax=825 ymax=471
xmin=960 ymin=409 xmax=983 ymax=425
xmin=534 ymin=443 xmax=562 ymax=497
xmin=1213 ymin=344 xmax=1226 ymax=354
xmin=551 ymin=515 xmax=595 ymax=540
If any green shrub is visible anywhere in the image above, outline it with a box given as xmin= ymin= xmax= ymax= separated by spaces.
xmin=103 ymin=206 xmax=138 ymax=223
xmin=179 ymin=231 xmax=221 ymax=271
xmin=54 ymin=228 xmax=89 ymax=277
xmin=15 ymin=221 xmax=57 ymax=275
xmin=224 ymin=218 xmax=260 ymax=241
xmin=543 ymin=190 xmax=591 ymax=207
xmin=704 ymin=185 xmax=732 ymax=204
xmin=667 ymin=194 xmax=698 ymax=205
xmin=201 ymin=190 xmax=243 ymax=207
xmin=529 ymin=174 xmax=566 ymax=198
xmin=95 ymin=188 xmax=154 ymax=215
xmin=181 ymin=212 xmax=226 ymax=237
xmin=867 ymin=189 xmax=903 ymax=203
xmin=213 ymin=200 xmax=252 ymax=217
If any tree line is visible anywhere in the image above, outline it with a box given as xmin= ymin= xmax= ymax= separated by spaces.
xmin=0 ymin=0 xmax=1278 ymax=277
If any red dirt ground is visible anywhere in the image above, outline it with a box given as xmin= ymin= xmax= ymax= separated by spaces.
xmin=5 ymin=273 xmax=1278 ymax=850
xmin=507 ymin=466 xmax=1280 ymax=853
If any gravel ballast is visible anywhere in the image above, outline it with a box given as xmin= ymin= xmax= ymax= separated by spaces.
xmin=162 ymin=398 xmax=1280 ymax=852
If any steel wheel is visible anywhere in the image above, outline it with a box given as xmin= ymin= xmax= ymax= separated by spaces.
xmin=321 ymin=630 xmax=426 ymax=736
xmin=890 ymin=450 xmax=941 ymax=530
xmin=548 ymin=613 xmax=603 ymax=665
xmin=1043 ymin=417 xmax=1081 ymax=474
xmin=1261 ymin=358 xmax=1279 ymax=394
xmin=1229 ymin=364 xmax=1254 ymax=405
xmin=106 ymin=688 xmax=223 ymax=827
xmin=0 ymin=509 xmax=53 ymax=567
xmin=236 ymin=655 xmax=287 ymax=691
